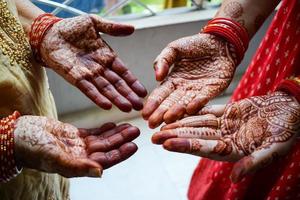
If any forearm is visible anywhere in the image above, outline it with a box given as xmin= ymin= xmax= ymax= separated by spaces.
xmin=215 ymin=0 xmax=280 ymax=38
xmin=14 ymin=0 xmax=45 ymax=36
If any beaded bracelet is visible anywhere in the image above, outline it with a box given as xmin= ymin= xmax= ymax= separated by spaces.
xmin=29 ymin=13 xmax=62 ymax=62
xmin=277 ymin=77 xmax=300 ymax=103
xmin=202 ymin=17 xmax=249 ymax=65
xmin=0 ymin=111 xmax=22 ymax=183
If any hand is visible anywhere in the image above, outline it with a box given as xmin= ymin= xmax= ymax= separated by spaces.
xmin=142 ymin=33 xmax=236 ymax=128
xmin=40 ymin=15 xmax=147 ymax=112
xmin=152 ymin=91 xmax=300 ymax=182
xmin=14 ymin=117 xmax=140 ymax=178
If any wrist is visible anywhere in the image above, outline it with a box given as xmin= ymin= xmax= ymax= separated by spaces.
xmin=29 ymin=13 xmax=62 ymax=64
xmin=277 ymin=77 xmax=300 ymax=103
xmin=201 ymin=18 xmax=249 ymax=65
xmin=0 ymin=111 xmax=22 ymax=182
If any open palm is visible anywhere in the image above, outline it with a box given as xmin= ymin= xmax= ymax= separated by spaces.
xmin=152 ymin=92 xmax=300 ymax=182
xmin=14 ymin=117 xmax=140 ymax=178
xmin=142 ymin=34 xmax=236 ymax=128
xmin=40 ymin=15 xmax=147 ymax=112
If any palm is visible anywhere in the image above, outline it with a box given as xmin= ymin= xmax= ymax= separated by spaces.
xmin=41 ymin=15 xmax=147 ymax=112
xmin=152 ymin=92 xmax=300 ymax=182
xmin=143 ymin=34 xmax=236 ymax=128
xmin=14 ymin=117 xmax=140 ymax=178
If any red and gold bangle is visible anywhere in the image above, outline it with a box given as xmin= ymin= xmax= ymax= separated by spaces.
xmin=29 ymin=13 xmax=62 ymax=62
xmin=0 ymin=111 xmax=21 ymax=183
xmin=202 ymin=17 xmax=249 ymax=65
xmin=277 ymin=77 xmax=300 ymax=103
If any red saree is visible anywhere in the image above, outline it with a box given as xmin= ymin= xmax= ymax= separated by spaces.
xmin=188 ymin=0 xmax=300 ymax=199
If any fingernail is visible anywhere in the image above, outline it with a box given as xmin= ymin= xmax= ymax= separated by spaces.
xmin=88 ymin=168 xmax=102 ymax=178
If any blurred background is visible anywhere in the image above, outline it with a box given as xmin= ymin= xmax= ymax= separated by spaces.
xmin=32 ymin=0 xmax=222 ymax=18
xmin=30 ymin=0 xmax=274 ymax=199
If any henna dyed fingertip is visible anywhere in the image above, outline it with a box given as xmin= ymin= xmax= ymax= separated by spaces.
xmin=161 ymin=123 xmax=181 ymax=130
xmin=98 ymin=101 xmax=113 ymax=110
xmin=148 ymin=116 xmax=164 ymax=129
xmin=186 ymin=97 xmax=209 ymax=115
xmin=152 ymin=131 xmax=177 ymax=144
xmin=131 ymin=82 xmax=148 ymax=98
xmin=88 ymin=168 xmax=102 ymax=178
xmin=119 ymin=142 xmax=138 ymax=158
xmin=163 ymin=104 xmax=185 ymax=124
xmin=142 ymin=100 xmax=159 ymax=120
xmin=163 ymin=139 xmax=190 ymax=153
xmin=126 ymin=126 xmax=141 ymax=139
xmin=119 ymin=103 xmax=133 ymax=113
xmin=154 ymin=60 xmax=169 ymax=82
xmin=130 ymin=97 xmax=144 ymax=111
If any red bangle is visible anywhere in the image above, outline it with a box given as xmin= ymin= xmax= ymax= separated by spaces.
xmin=0 ymin=111 xmax=21 ymax=183
xmin=202 ymin=18 xmax=249 ymax=65
xmin=277 ymin=77 xmax=300 ymax=103
xmin=29 ymin=13 xmax=62 ymax=63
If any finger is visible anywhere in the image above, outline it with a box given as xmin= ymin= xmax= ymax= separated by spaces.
xmin=90 ymin=14 xmax=134 ymax=36
xmin=104 ymin=69 xmax=143 ymax=111
xmin=230 ymin=141 xmax=292 ymax=183
xmin=142 ymin=81 xmax=174 ymax=120
xmin=85 ymin=123 xmax=131 ymax=143
xmin=152 ymin=127 xmax=222 ymax=144
xmin=163 ymin=138 xmax=237 ymax=161
xmin=111 ymin=58 xmax=147 ymax=97
xmin=79 ymin=122 xmax=116 ymax=137
xmin=148 ymin=89 xmax=184 ymax=129
xmin=186 ymin=95 xmax=210 ymax=115
xmin=161 ymin=114 xmax=219 ymax=130
xmin=154 ymin=47 xmax=177 ymax=81
xmin=198 ymin=105 xmax=226 ymax=117
xmin=77 ymin=79 xmax=112 ymax=110
xmin=163 ymin=91 xmax=197 ymax=123
xmin=89 ymin=142 xmax=138 ymax=169
xmin=93 ymin=76 xmax=132 ymax=112
xmin=58 ymin=157 xmax=103 ymax=178
xmin=87 ymin=126 xmax=140 ymax=153
xmin=163 ymin=104 xmax=186 ymax=124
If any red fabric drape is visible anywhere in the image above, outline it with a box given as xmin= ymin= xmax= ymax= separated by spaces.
xmin=188 ymin=0 xmax=300 ymax=199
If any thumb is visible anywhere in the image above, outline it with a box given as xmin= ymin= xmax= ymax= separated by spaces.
xmin=154 ymin=46 xmax=177 ymax=81
xmin=59 ymin=157 xmax=103 ymax=178
xmin=90 ymin=14 xmax=134 ymax=36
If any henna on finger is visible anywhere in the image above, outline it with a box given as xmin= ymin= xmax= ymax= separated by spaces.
xmin=40 ymin=15 xmax=146 ymax=112
xmin=144 ymin=34 xmax=236 ymax=127
xmin=87 ymin=126 xmax=140 ymax=153
xmin=198 ymin=105 xmax=226 ymax=117
xmin=89 ymin=142 xmax=138 ymax=169
xmin=152 ymin=127 xmax=222 ymax=144
xmin=161 ymin=114 xmax=219 ymax=130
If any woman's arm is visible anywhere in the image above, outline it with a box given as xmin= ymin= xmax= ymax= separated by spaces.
xmin=14 ymin=0 xmax=45 ymax=36
xmin=215 ymin=0 xmax=281 ymax=37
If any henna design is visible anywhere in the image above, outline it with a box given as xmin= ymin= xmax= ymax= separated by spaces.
xmin=40 ymin=15 xmax=147 ymax=112
xmin=143 ymin=34 xmax=236 ymax=128
xmin=224 ymin=1 xmax=244 ymax=19
xmin=13 ymin=116 xmax=140 ymax=178
xmin=153 ymin=91 xmax=300 ymax=181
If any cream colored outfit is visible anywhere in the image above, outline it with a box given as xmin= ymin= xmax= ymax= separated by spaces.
xmin=0 ymin=0 xmax=69 ymax=199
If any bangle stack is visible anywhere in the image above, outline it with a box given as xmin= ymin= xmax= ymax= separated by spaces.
xmin=202 ymin=18 xmax=249 ymax=65
xmin=277 ymin=77 xmax=300 ymax=103
xmin=29 ymin=13 xmax=62 ymax=62
xmin=0 ymin=111 xmax=21 ymax=183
